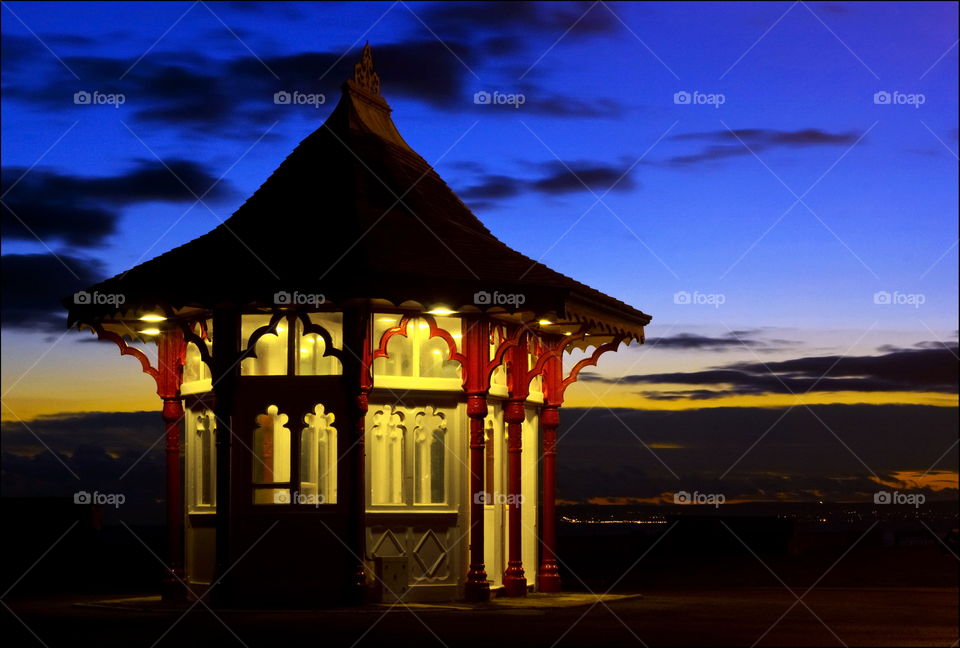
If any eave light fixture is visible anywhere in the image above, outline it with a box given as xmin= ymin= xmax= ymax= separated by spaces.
xmin=140 ymin=328 xmax=161 ymax=336
xmin=139 ymin=314 xmax=167 ymax=322
xmin=426 ymin=307 xmax=456 ymax=316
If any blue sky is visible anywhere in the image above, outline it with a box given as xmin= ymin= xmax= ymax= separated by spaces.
xmin=1 ymin=1 xmax=957 ymax=505
xmin=1 ymin=0 xmax=957 ymax=417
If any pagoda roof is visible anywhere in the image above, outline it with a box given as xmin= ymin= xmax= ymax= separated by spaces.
xmin=66 ymin=45 xmax=651 ymax=341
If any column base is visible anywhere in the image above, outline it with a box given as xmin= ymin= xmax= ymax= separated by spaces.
xmin=161 ymin=570 xmax=188 ymax=602
xmin=537 ymin=566 xmax=561 ymax=593
xmin=503 ymin=564 xmax=527 ymax=597
xmin=464 ymin=576 xmax=491 ymax=602
xmin=347 ymin=566 xmax=371 ymax=605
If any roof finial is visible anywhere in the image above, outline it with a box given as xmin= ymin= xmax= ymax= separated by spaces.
xmin=353 ymin=42 xmax=381 ymax=95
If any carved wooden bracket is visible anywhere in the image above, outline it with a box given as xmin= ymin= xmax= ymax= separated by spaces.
xmin=85 ymin=322 xmax=185 ymax=401
xmin=555 ymin=336 xmax=624 ymax=404
xmin=87 ymin=322 xmax=160 ymax=392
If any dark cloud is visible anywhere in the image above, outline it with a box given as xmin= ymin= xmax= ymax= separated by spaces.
xmin=581 ymin=344 xmax=959 ymax=397
xmin=646 ymin=333 xmax=758 ymax=351
xmin=521 ymin=95 xmax=625 ymax=118
xmin=460 ymin=175 xmax=523 ymax=201
xmin=458 ymin=159 xmax=637 ymax=203
xmin=222 ymin=1 xmax=306 ymax=18
xmin=421 ymin=1 xmax=617 ymax=42
xmin=644 ymin=332 xmax=801 ymax=352
xmin=1 ymin=160 xmax=231 ymax=247
xmin=532 ymin=161 xmax=636 ymax=194
xmin=666 ymin=128 xmax=861 ymax=166
xmin=4 ymin=32 xmax=624 ymax=136
xmin=1 ymin=254 xmax=106 ymax=331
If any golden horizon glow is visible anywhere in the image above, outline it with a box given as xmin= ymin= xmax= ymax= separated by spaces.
xmin=563 ymin=386 xmax=959 ymax=410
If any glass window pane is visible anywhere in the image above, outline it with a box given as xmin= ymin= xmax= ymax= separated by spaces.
xmin=414 ymin=408 xmax=447 ymax=505
xmin=297 ymin=313 xmax=343 ymax=376
xmin=370 ymin=405 xmax=405 ymax=504
xmin=252 ymin=405 xmax=291 ymax=485
xmin=183 ymin=322 xmax=212 ymax=384
xmin=417 ymin=317 xmax=460 ymax=379
xmin=373 ymin=315 xmax=413 ymax=377
xmin=253 ymin=488 xmax=291 ymax=504
xmin=197 ymin=412 xmax=215 ymax=506
xmin=241 ymin=315 xmax=288 ymax=376
xmin=301 ymin=404 xmax=337 ymax=504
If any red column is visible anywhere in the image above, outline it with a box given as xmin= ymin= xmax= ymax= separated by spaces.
xmin=502 ymin=398 xmax=527 ymax=596
xmin=157 ymin=327 xmax=186 ymax=600
xmin=462 ymin=317 xmax=490 ymax=601
xmin=464 ymin=393 xmax=490 ymax=601
xmin=502 ymin=331 xmax=531 ymax=597
xmin=538 ymin=404 xmax=561 ymax=592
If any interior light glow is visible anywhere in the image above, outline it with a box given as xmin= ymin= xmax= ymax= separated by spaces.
xmin=140 ymin=328 xmax=161 ymax=336
xmin=538 ymin=319 xmax=553 ymax=326
xmin=139 ymin=314 xmax=167 ymax=322
xmin=426 ymin=308 xmax=456 ymax=316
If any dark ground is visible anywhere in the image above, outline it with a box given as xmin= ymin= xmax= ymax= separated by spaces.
xmin=2 ymin=587 xmax=957 ymax=647
xmin=2 ymin=501 xmax=957 ymax=646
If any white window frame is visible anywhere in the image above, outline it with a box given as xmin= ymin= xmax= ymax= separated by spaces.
xmin=366 ymin=398 xmax=462 ymax=514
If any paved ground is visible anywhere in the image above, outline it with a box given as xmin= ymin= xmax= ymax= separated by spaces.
xmin=3 ymin=587 xmax=957 ymax=647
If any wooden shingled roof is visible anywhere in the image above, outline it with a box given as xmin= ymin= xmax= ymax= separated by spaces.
xmin=66 ymin=45 xmax=651 ymax=341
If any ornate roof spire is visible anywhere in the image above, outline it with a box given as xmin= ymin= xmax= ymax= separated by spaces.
xmin=352 ymin=42 xmax=381 ymax=95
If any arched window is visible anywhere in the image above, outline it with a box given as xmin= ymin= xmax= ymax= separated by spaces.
xmin=370 ymin=406 xmax=405 ymax=505
xmin=373 ymin=315 xmax=461 ymax=384
xmin=414 ymin=408 xmax=447 ymax=504
xmin=241 ymin=313 xmax=343 ymax=376
xmin=369 ymin=404 xmax=455 ymax=508
xmin=301 ymin=404 xmax=337 ymax=504
xmin=252 ymin=405 xmax=291 ymax=504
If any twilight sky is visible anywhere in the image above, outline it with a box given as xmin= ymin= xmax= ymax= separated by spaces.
xmin=1 ymin=1 xmax=957 ymax=503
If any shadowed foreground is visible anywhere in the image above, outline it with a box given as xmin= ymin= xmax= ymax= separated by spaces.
xmin=3 ymin=587 xmax=956 ymax=647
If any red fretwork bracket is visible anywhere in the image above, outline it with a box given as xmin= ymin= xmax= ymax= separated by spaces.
xmin=85 ymin=322 xmax=185 ymax=399
xmin=87 ymin=322 xmax=162 ymax=391
xmin=538 ymin=333 xmax=625 ymax=406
